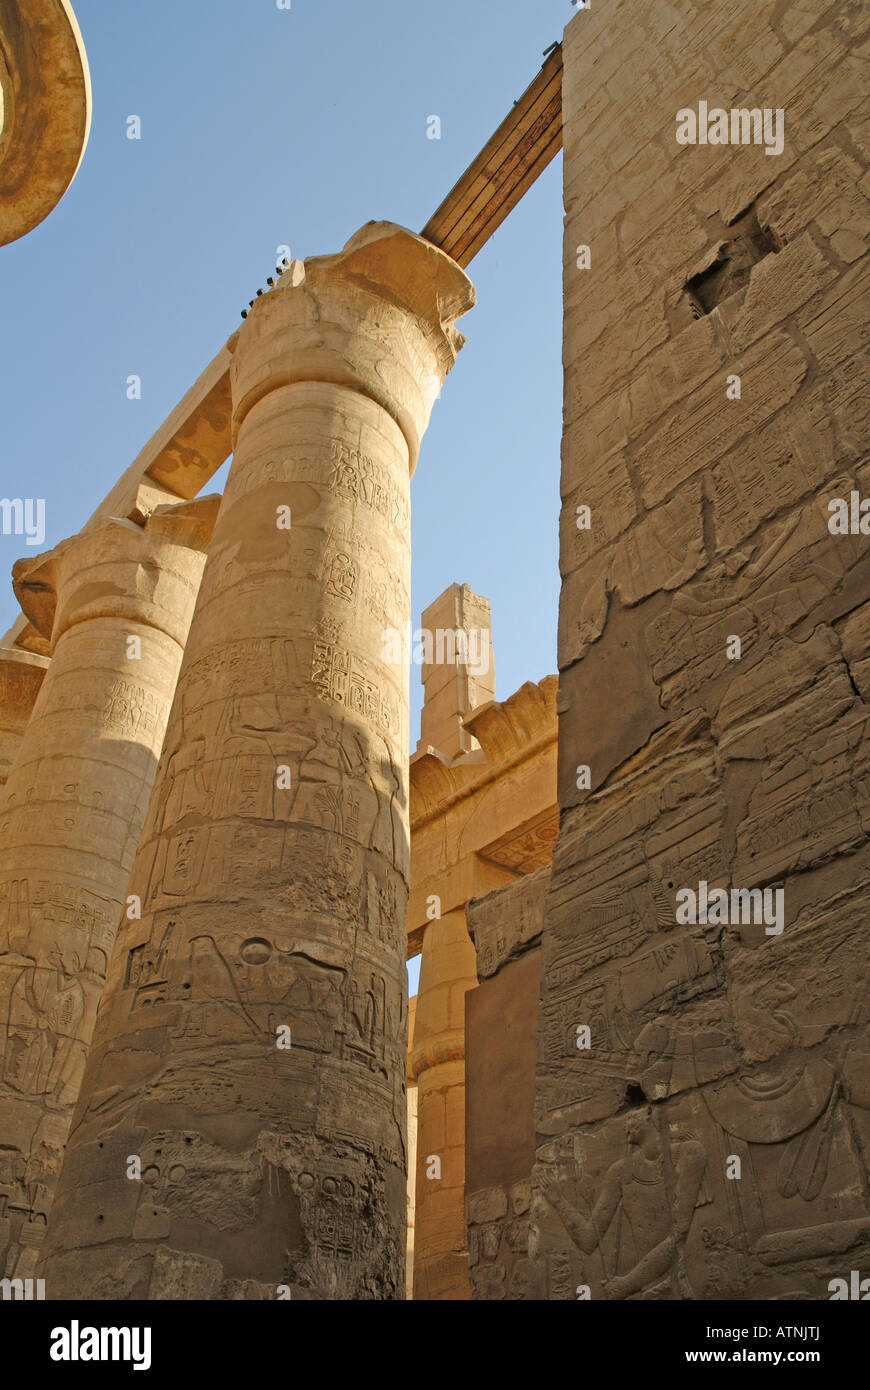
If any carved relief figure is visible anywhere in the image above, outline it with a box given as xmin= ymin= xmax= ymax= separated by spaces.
xmin=540 ymin=1110 xmax=707 ymax=1298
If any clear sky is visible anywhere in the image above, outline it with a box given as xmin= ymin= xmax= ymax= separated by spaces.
xmin=2 ymin=0 xmax=571 ymax=987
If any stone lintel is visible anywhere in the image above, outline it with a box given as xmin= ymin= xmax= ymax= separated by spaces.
xmin=467 ymin=863 xmax=550 ymax=980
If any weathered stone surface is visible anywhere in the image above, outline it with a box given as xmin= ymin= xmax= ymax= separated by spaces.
xmin=38 ymin=223 xmax=474 ymax=1300
xmin=510 ymin=1181 xmax=531 ymax=1217
xmin=0 ymin=648 xmax=48 ymax=785
xmin=534 ymin=0 xmax=870 ymax=1301
xmin=467 ymin=1186 xmax=508 ymax=1225
xmin=416 ymin=584 xmax=495 ymax=761
xmin=468 ymin=864 xmax=548 ymax=980
xmin=469 ymin=1261 xmax=505 ymax=1300
xmin=0 ymin=500 xmax=216 ymax=1277
xmin=465 ymin=939 xmax=540 ymax=1300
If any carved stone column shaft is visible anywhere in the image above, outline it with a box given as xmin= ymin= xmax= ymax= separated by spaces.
xmin=0 ymin=501 xmax=215 ymax=1277
xmin=40 ymin=223 xmax=474 ymax=1300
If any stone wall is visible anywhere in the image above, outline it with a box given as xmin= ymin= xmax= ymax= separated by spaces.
xmin=533 ymin=0 xmax=870 ymax=1300
xmin=466 ymin=867 xmax=546 ymax=1299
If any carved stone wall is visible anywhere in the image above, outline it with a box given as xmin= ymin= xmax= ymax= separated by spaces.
xmin=465 ymin=868 xmax=545 ymax=1300
xmin=533 ymin=0 xmax=870 ymax=1300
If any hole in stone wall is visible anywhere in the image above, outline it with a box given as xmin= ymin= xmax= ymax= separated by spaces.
xmin=624 ymin=1082 xmax=647 ymax=1106
xmin=683 ymin=203 xmax=783 ymax=318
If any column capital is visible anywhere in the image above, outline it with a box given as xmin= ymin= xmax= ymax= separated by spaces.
xmin=11 ymin=495 xmax=220 ymax=651
xmin=409 ymin=1032 xmax=466 ymax=1083
xmin=231 ymin=221 xmax=475 ymax=471
xmin=0 ymin=646 xmax=49 ymax=783
xmin=0 ymin=646 xmax=49 ymax=711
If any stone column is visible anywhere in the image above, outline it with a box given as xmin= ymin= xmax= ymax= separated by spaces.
xmin=0 ymin=499 xmax=217 ymax=1278
xmin=40 ymin=222 xmax=474 ymax=1301
xmin=0 ymin=649 xmax=49 ymax=787
xmin=406 ymin=993 xmax=418 ymax=1299
xmin=409 ymin=908 xmax=478 ymax=1299
xmin=417 ymin=585 xmax=495 ymax=760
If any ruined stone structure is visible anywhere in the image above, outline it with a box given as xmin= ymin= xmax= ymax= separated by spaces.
xmin=0 ymin=0 xmax=867 ymax=1303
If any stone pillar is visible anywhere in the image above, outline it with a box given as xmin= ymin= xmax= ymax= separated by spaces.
xmin=0 ymin=499 xmax=217 ymax=1277
xmin=409 ymin=908 xmax=478 ymax=1299
xmin=0 ymin=649 xmax=49 ymax=786
xmin=40 ymin=222 xmax=474 ymax=1301
xmin=406 ymin=993 xmax=418 ymax=1299
xmin=417 ymin=585 xmax=495 ymax=760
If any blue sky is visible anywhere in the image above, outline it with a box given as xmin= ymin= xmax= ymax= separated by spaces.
xmin=2 ymin=0 xmax=570 ymax=985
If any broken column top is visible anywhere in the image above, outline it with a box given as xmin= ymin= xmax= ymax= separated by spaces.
xmin=417 ymin=583 xmax=496 ymax=762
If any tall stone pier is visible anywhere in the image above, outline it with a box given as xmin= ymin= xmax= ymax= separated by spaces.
xmin=41 ymin=222 xmax=474 ymax=1300
xmin=410 ymin=909 xmax=478 ymax=1299
xmin=0 ymin=500 xmax=216 ymax=1277
xmin=531 ymin=0 xmax=870 ymax=1302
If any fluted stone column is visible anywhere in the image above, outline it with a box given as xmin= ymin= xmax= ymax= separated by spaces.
xmin=0 ymin=499 xmax=217 ymax=1277
xmin=0 ymin=649 xmax=49 ymax=787
xmin=410 ymin=909 xmax=478 ymax=1300
xmin=40 ymin=222 xmax=474 ymax=1301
